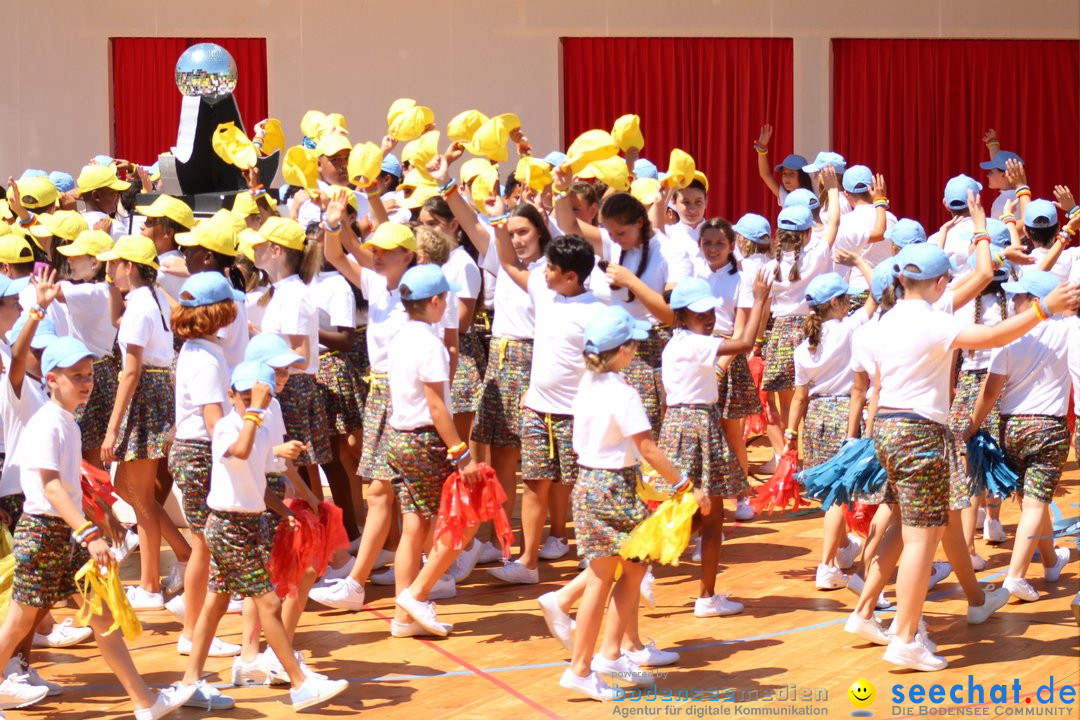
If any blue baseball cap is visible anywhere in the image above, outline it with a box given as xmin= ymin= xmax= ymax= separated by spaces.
xmin=632 ymin=158 xmax=658 ymax=180
xmin=400 ymin=264 xmax=460 ymax=301
xmin=804 ymin=272 xmax=859 ymax=307
xmin=230 ymin=360 xmax=276 ymax=394
xmin=380 ymin=154 xmax=403 ymax=179
xmin=1001 ymin=269 xmax=1058 ymax=299
xmin=669 ymin=278 xmax=719 ymax=313
xmin=178 ymin=271 xmax=235 ymax=307
xmin=584 ymin=305 xmax=650 ymax=354
xmin=870 ymin=262 xmax=895 ymax=303
xmin=774 ymin=153 xmax=808 ymax=173
xmin=842 ymin=165 xmax=873 ymax=194
xmin=8 ymin=315 xmax=57 ymax=349
xmin=1024 ymin=199 xmax=1058 ymax=229
xmin=943 ymin=174 xmax=983 ymax=211
xmin=802 ymin=151 xmax=846 ymax=174
xmin=966 ymin=251 xmax=1012 ymax=281
xmin=732 ymin=213 xmax=771 ymax=244
xmin=48 ymin=171 xmax=76 ymax=193
xmin=979 ymin=150 xmax=1023 ymax=171
xmin=0 ymin=276 xmax=30 ymax=299
xmin=41 ymin=336 xmax=95 ymax=374
xmin=783 ymin=188 xmax=820 ymax=212
xmin=954 ymin=218 xmax=1010 ymax=249
xmin=893 ymin=243 xmax=955 ymax=280
xmin=244 ymin=333 xmax=303 ymax=368
xmin=93 ymin=154 xmax=115 ymax=167
xmin=19 ymin=169 xmax=47 ymax=180
xmin=543 ymin=151 xmax=569 ymax=168
xmin=777 ymin=205 xmax=814 ymax=232
xmin=885 ymin=218 xmax=927 ymax=248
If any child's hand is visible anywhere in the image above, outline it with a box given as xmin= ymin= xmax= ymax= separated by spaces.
xmin=553 ymin=164 xmax=573 ymax=193
xmin=819 ymin=164 xmax=839 ymax=191
xmin=325 ymin=187 xmax=350 ymax=229
xmin=604 ymin=262 xmax=634 ymax=288
xmin=275 ymin=440 xmax=306 ymax=460
xmin=1002 ymin=197 xmax=1018 ymax=218
xmin=445 ymin=142 xmax=466 ymax=165
xmin=33 ymin=266 xmax=59 ymax=308
xmin=1002 ymin=245 xmax=1034 ymax=266
xmin=1004 ymin=158 xmax=1027 ymax=189
xmin=485 ymin=193 xmax=506 ymax=219
xmin=967 ymin=189 xmax=986 ymax=230
xmin=429 ymin=154 xmax=451 ymax=185
xmin=833 ymin=248 xmax=857 ymax=267
xmin=1043 ymin=281 xmax=1080 ymax=316
xmin=939 ymin=215 xmax=961 ymax=237
xmin=960 ymin=418 xmax=978 ymax=443
xmin=380 ymin=135 xmax=398 ymax=156
xmin=1053 ymin=185 xmax=1076 ymax=213
xmin=870 ymin=173 xmax=887 ymax=203
xmin=694 ymin=488 xmax=711 ymax=516
xmin=101 ymin=431 xmax=118 ymax=465
xmin=6 ymin=177 xmax=26 ymax=220
xmin=752 ymin=269 xmax=773 ymax=301
xmin=249 ymin=381 xmax=272 ymax=410
xmin=459 ymin=458 xmax=483 ymax=485
xmin=982 ymin=128 xmax=998 ymax=145
xmin=87 ymin=537 xmax=112 ymax=567
xmin=94 ymin=217 xmax=113 ymax=233
xmin=243 ymin=165 xmax=261 ymax=190
xmin=756 ymin=123 xmax=773 ymax=148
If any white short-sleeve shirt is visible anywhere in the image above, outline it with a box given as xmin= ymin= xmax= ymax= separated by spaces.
xmin=157 ymin=249 xmax=188 ymax=301
xmin=260 ymin=274 xmax=319 ymax=374
xmin=572 ymin=371 xmax=652 ymax=469
xmin=443 ymin=246 xmax=482 ymax=301
xmin=207 ymin=411 xmax=272 ymax=514
xmin=691 ymin=256 xmax=747 ymax=337
xmin=118 ymin=285 xmax=174 ymax=367
xmin=793 ymin=313 xmax=868 ymax=397
xmin=661 ymin=329 xmax=722 ymax=406
xmin=835 ymin=204 xmax=898 ymax=291
xmin=591 ymin=234 xmax=671 ymax=323
xmin=20 ymin=401 xmax=83 ymax=517
xmin=217 ymin=289 xmax=249 ymax=369
xmin=988 ymin=318 xmax=1071 ymax=416
xmin=482 ymin=249 xmax=542 ymax=339
xmin=930 ymin=216 xmax=975 ymax=272
xmin=954 ymin=292 xmax=1004 ymax=372
xmin=59 ymin=281 xmax=116 ymax=357
xmin=311 ymin=270 xmax=357 ymax=353
xmin=266 ymin=398 xmax=287 ymax=474
xmin=762 ymin=237 xmax=834 ymax=316
xmin=1029 ymin=246 xmax=1076 ymax=284
xmin=174 ymin=338 xmax=229 ymax=442
xmin=0 ymin=374 xmax=47 ymax=498
xmin=388 ymin=320 xmax=452 ymax=430
xmin=360 ymin=270 xmax=408 ymax=374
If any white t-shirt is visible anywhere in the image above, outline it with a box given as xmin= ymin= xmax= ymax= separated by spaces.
xmin=762 ymin=237 xmax=834 ymax=316
xmin=207 ymin=411 xmax=272 ymax=514
xmin=157 ymin=249 xmax=188 ymax=301
xmin=1068 ymin=317 xmax=1080 ymax=409
xmin=360 ymin=270 xmax=409 ymax=374
xmin=849 ymin=315 xmax=878 ymax=401
xmin=443 ymin=246 xmax=482 ymax=301
xmin=218 ymin=289 xmax=249 ymax=369
xmin=311 ymin=270 xmax=357 ymax=353
xmin=20 ymin=401 xmax=83 ymax=517
xmin=266 ymin=398 xmax=287 ymax=474
xmin=118 ymin=285 xmax=174 ymax=367
xmin=868 ymin=299 xmax=966 ymax=425
xmin=80 ymin=210 xmax=128 ymax=242
xmin=0 ymin=374 xmax=48 ymax=498
xmin=19 ymin=283 xmax=69 ymax=337
xmin=260 ymin=274 xmax=319 ymax=374
xmin=523 ymin=275 xmax=604 ymax=415
xmin=1029 ymin=246 xmax=1076 ymax=284
xmin=482 ymin=248 xmax=542 ymax=339
xmin=572 ymin=370 xmax=652 ymax=469
xmin=691 ymin=257 xmax=748 ymax=337
xmin=174 ymin=338 xmax=228 ymax=442
xmin=658 ymin=226 xmax=699 ymax=284
xmin=991 ymin=190 xmax=1017 ymax=220
xmin=59 ymin=281 xmax=116 ymax=357
xmin=661 ymin=329 xmax=722 ymax=406
xmin=954 ymin=292 xmax=1004 ymax=371
xmin=930 ymin=216 xmax=975 ymax=272
xmin=0 ymin=343 xmax=8 ymax=454
xmin=794 ymin=313 xmax=867 ymax=397
xmin=988 ymin=318 xmax=1071 ymax=416
xmin=835 ymin=204 xmax=898 ymax=291
xmin=245 ymin=287 xmax=270 ymax=333
xmin=591 ymin=234 xmax=671 ymax=323
xmin=387 ymin=320 xmax=452 ymax=430
xmin=297 ymin=180 xmax=372 ymax=230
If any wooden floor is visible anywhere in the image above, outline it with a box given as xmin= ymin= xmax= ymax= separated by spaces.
xmin=19 ymin=441 xmax=1080 ymax=720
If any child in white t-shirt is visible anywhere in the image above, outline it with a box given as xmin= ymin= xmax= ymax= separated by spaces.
xmin=752 ymin=123 xmax=812 ymax=208
xmin=834 ymin=166 xmax=897 ymax=298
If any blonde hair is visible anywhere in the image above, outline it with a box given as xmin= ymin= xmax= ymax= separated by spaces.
xmin=414 ymin=225 xmax=450 ymax=266
xmin=773 ymin=229 xmax=807 ymax=282
xmin=583 ymin=343 xmax=632 ymax=373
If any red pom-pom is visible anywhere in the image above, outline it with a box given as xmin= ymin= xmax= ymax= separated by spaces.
xmin=743 ymin=355 xmax=776 ymax=440
xmin=315 ymin=500 xmax=350 ymax=576
xmin=749 ymin=449 xmax=807 ymax=514
xmin=267 ymin=500 xmax=322 ymax=599
xmin=433 ymin=463 xmax=513 ymax=560
xmin=80 ymin=461 xmax=118 ymax=527
xmin=844 ymin=502 xmax=878 ymax=538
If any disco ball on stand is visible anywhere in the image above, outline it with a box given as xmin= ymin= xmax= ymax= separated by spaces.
xmin=175 ymin=43 xmax=237 ymax=104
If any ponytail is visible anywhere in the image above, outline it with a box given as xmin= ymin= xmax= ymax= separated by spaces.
xmin=803 ymin=304 xmax=829 ymax=353
xmin=774 ymin=229 xmax=806 ymax=282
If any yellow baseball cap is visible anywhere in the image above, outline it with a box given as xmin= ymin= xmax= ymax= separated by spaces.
xmin=135 ymin=194 xmax=195 ymax=229
xmin=57 ymin=229 xmax=114 ymax=258
xmin=212 ymin=121 xmax=258 ymax=169
xmin=238 ymin=228 xmax=261 ymax=262
xmin=578 ymin=155 xmax=630 ymax=191
xmin=693 ymin=170 xmax=710 ymax=192
xmin=460 ymin=157 xmax=494 ymax=187
xmin=514 ymin=157 xmax=553 ymax=193
xmin=389 ymin=105 xmax=435 ymax=143
xmin=387 ymin=98 xmax=416 ymax=126
xmin=0 ymin=200 xmax=10 ymax=220
xmin=315 ymin=131 xmax=351 ymax=158
xmin=300 ymin=110 xmax=326 ymax=141
xmin=630 ymin=177 xmax=661 ymax=206
xmin=206 ymin=208 xmax=247 ymax=234
xmin=33 ymin=210 xmax=88 ymax=241
xmin=76 ymin=164 xmax=131 ymax=195
xmin=563 ymin=130 xmax=618 ymax=175
xmin=662 ymin=149 xmax=696 ymax=189
xmin=231 ymin=190 xmax=278 ymax=217
xmin=319 ymin=113 xmax=348 ymax=138
xmin=348 ymin=141 xmax=383 ymax=188
xmin=0 ymin=225 xmax=35 ymax=264
xmin=255 ymin=216 xmax=306 ymax=252
xmin=469 ymin=164 xmax=501 ymax=215
xmin=401 ymin=131 xmax=440 ymax=180
xmin=17 ymin=176 xmax=60 ymax=209
xmin=260 ymin=118 xmax=285 ymax=156
xmin=96 ymin=234 xmax=159 ymax=268
xmin=446 ymin=109 xmax=488 ymax=144
xmin=401 ymin=182 xmax=440 ymax=210
xmin=283 ymin=146 xmax=318 ymax=190
xmin=363 ymin=222 xmax=417 ymax=252
xmin=176 ymin=216 xmax=240 ymax=257
xmin=465 ymin=116 xmax=510 ymax=163
xmin=612 ymin=114 xmax=645 ymax=153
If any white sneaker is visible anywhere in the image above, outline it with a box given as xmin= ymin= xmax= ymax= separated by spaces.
xmin=428 ymin=574 xmax=457 ymax=600
xmin=395 ymin=589 xmax=450 ymax=637
xmin=694 ymin=593 xmax=743 ymax=617
xmin=844 ymin=611 xmax=889 ymax=645
xmin=886 ymin=618 xmax=937 ymax=653
xmin=162 ymin=562 xmax=186 ymax=596
xmin=970 ymin=553 xmax=986 ymax=572
xmin=967 ymin=584 xmax=1010 ymax=625
xmin=133 ymin=684 xmax=197 ymax=720
xmin=815 ymin=563 xmax=848 ymax=590
xmin=639 ymin=567 xmax=656 ymax=608
xmin=124 ymin=585 xmax=164 ymax=611
xmin=538 ymin=536 xmax=570 ymax=560
xmin=691 ymin=536 xmax=703 ymax=563
xmin=261 ymin=649 xmax=327 ymax=683
xmin=176 ymin=634 xmax=240 ymax=657
xmin=590 ymin=653 xmax=653 ymax=687
xmin=756 ymin=455 xmax=778 ymax=475
xmin=487 ymin=560 xmax=539 ymax=585
xmin=31 ymin=618 xmax=93 ymax=648
xmin=390 ymin=619 xmax=454 ymax=637
xmin=927 ymin=561 xmax=951 ymax=590
xmin=1044 ymin=547 xmax=1071 ymax=582
xmin=309 ymin=577 xmax=365 ymax=611
xmin=226 ymin=595 xmax=243 ymax=614
xmin=1004 ymin=576 xmax=1039 ymax=602
xmin=448 ymin=540 xmax=483 ymax=582
xmin=476 ymin=540 xmax=506 ymax=564
xmin=734 ymin=497 xmax=754 ymax=521
xmin=836 ymin=534 xmax=863 ymax=569
xmin=370 ymin=566 xmax=396 ymax=585
xmin=559 ymin=667 xmax=614 ymax=701
xmin=845 ymin=573 xmax=891 ymax=609
xmin=182 ymin=680 xmax=235 ymax=710
xmin=110 ymin=528 xmax=141 ymax=563
xmin=290 ymin=677 xmax=349 ymax=711
xmin=537 ymin=592 xmax=574 ymax=651
xmin=983 ymin=517 xmax=1006 ymax=543
xmin=231 ymin=656 xmax=270 ymax=686
xmin=321 ymin=561 xmax=352 ymax=582
xmin=0 ymin=673 xmax=48 ymax=709
xmin=373 ymin=548 xmax=396 ymax=569
xmin=976 ymin=505 xmax=986 ymax=529
xmin=624 ymin=641 xmax=679 ymax=667
xmin=164 ymin=593 xmax=185 ymax=622
xmin=4 ymin=657 xmax=60 ymax=697
xmin=883 ymin=635 xmax=947 ymax=671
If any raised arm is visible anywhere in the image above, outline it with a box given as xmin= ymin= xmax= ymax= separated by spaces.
xmin=322 ymin=188 xmax=366 ymax=287
xmin=955 ymin=281 xmax=1080 ymax=350
xmin=429 ymin=153 xmax=492 ymax=257
xmin=227 ymin=383 xmax=271 ymax=460
xmin=867 ymin=173 xmax=888 ymax=245
xmin=491 ymin=209 xmax=531 ymax=292
xmin=820 ymin=165 xmax=842 ymax=248
xmin=754 ymin=124 xmax=781 ymax=198
xmin=716 ymin=271 xmax=771 ymax=356
xmin=649 ymin=184 xmax=675 ymax=234
xmin=552 ymin=165 xmax=602 ymax=252
xmin=10 ymin=267 xmax=59 ymax=397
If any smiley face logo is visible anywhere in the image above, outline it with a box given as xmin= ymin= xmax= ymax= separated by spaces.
xmin=848 ymin=678 xmax=876 ymax=714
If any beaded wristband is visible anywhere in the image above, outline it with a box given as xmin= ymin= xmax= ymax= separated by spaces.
xmin=18 ymin=212 xmax=35 ymax=227
xmin=438 ymin=179 xmax=457 ymax=194
xmin=1033 ymin=299 xmax=1049 ymax=321
xmin=80 ymin=530 xmax=102 ymax=547
xmin=447 ymin=441 xmax=467 ymax=458
xmin=1015 ymin=188 xmax=1032 ymax=200
xmin=986 ymin=140 xmax=1000 ymax=147
xmin=672 ymin=474 xmax=691 ymax=492
xmin=489 ymin=213 xmax=510 ymax=227
xmin=753 ymin=143 xmax=768 ymax=155
xmin=998 ymin=214 xmax=1015 ymax=223
xmin=873 ymin=200 xmax=889 ymax=209
xmin=1067 ymin=205 xmax=1080 ymax=219
xmin=453 ymin=449 xmax=472 ymax=466
xmin=243 ymin=413 xmax=264 ymax=427
xmin=1014 ymin=184 xmax=1030 ymax=193
xmin=783 ymin=429 xmax=798 ymax=440
xmin=971 ymin=231 xmax=991 ymax=245
xmin=320 ymin=220 xmax=343 ymax=234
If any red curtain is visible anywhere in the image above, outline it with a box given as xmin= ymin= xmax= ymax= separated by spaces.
xmin=562 ymin=37 xmax=794 ymax=219
xmin=111 ymin=37 xmax=269 ymax=166
xmin=833 ymin=39 xmax=1080 ymax=229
